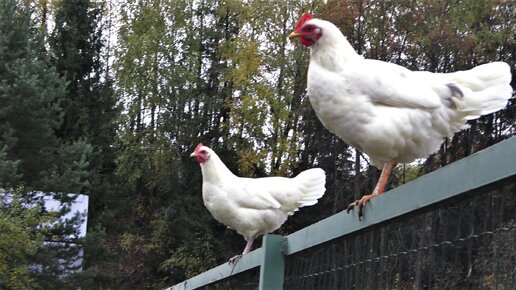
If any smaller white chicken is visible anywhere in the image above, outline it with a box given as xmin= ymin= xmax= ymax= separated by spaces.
xmin=190 ymin=143 xmax=326 ymax=262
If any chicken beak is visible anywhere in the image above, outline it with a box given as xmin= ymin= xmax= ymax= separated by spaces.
xmin=288 ymin=31 xmax=300 ymax=39
xmin=190 ymin=152 xmax=197 ymax=158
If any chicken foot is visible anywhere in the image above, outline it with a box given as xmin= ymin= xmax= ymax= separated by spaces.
xmin=347 ymin=160 xmax=397 ymax=219
xmin=229 ymin=236 xmax=256 ymax=264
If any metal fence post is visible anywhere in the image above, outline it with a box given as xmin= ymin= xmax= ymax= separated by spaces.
xmin=259 ymin=234 xmax=286 ymax=290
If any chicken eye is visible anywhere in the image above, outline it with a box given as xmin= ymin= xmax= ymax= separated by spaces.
xmin=303 ymin=25 xmax=315 ymax=32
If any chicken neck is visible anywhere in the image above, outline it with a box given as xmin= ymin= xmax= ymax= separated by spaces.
xmin=200 ymin=153 xmax=235 ymax=184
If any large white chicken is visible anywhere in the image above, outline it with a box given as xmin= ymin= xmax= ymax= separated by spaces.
xmin=190 ymin=143 xmax=326 ymax=261
xmin=289 ymin=13 xmax=512 ymax=218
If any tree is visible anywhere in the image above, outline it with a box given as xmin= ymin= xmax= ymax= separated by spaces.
xmin=49 ymin=0 xmax=120 ymax=288
xmin=0 ymin=189 xmax=58 ymax=290
xmin=112 ymin=1 xmax=239 ymax=287
xmin=0 ymin=0 xmax=92 ymax=288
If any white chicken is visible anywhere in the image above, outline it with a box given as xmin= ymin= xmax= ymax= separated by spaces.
xmin=289 ymin=13 xmax=513 ymax=218
xmin=190 ymin=143 xmax=326 ymax=261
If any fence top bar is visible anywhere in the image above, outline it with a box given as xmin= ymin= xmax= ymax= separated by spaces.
xmin=166 ymin=246 xmax=263 ymax=290
xmin=285 ymin=136 xmax=516 ymax=255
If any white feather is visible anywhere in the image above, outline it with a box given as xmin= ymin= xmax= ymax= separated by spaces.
xmin=303 ymin=18 xmax=513 ymax=168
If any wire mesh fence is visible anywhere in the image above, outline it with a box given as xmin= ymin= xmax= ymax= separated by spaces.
xmin=284 ymin=182 xmax=515 ymax=290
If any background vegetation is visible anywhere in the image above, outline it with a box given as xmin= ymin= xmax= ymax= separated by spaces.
xmin=0 ymin=0 xmax=514 ymax=289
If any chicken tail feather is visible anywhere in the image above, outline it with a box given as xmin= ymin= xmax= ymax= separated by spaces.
xmin=449 ymin=62 xmax=512 ymax=120
xmin=294 ymin=168 xmax=326 ymax=208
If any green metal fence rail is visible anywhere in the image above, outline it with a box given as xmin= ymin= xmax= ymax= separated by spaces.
xmin=165 ymin=136 xmax=516 ymax=290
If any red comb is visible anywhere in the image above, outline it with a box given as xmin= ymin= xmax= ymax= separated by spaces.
xmin=194 ymin=143 xmax=204 ymax=152
xmin=295 ymin=13 xmax=313 ymax=30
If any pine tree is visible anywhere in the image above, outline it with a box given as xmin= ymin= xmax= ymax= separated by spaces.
xmin=0 ymin=0 xmax=61 ymax=190
xmin=0 ymin=0 xmax=92 ymax=288
xmin=49 ymin=1 xmax=119 ymax=288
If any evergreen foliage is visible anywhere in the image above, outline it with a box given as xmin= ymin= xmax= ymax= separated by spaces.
xmin=0 ymin=0 xmax=92 ymax=288
xmin=49 ymin=0 xmax=119 ymax=288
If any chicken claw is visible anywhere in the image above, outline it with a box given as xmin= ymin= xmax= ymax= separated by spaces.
xmin=228 ymin=255 xmax=242 ymax=265
xmin=347 ymin=194 xmax=376 ymax=220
